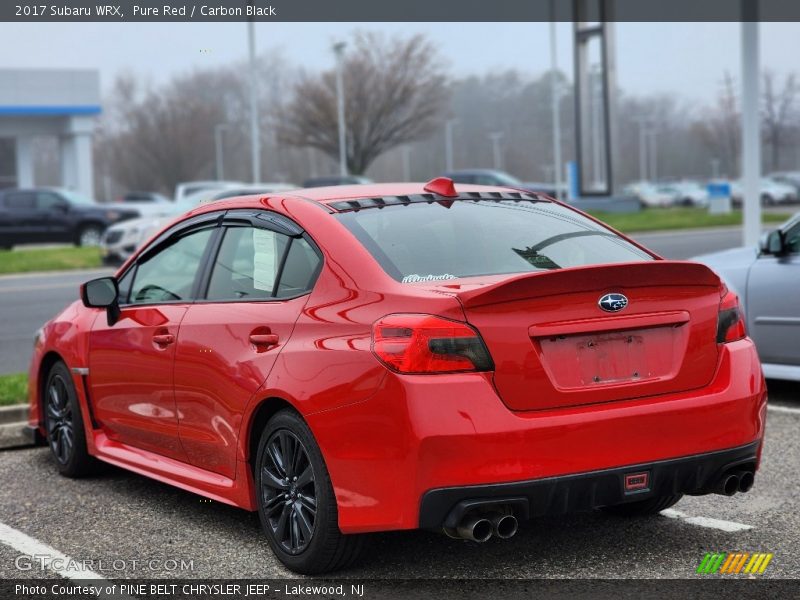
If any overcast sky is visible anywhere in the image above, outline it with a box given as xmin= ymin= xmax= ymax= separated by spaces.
xmin=2 ymin=22 xmax=799 ymax=106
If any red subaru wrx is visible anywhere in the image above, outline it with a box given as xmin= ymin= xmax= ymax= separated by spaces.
xmin=27 ymin=179 xmax=767 ymax=573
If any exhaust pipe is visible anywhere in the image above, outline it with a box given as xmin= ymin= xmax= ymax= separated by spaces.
xmin=489 ymin=513 xmax=518 ymax=539
xmin=735 ymin=470 xmax=755 ymax=493
xmin=712 ymin=472 xmax=740 ymax=496
xmin=455 ymin=515 xmax=493 ymax=542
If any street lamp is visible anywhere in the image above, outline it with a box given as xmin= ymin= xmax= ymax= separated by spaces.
xmin=214 ymin=124 xmax=229 ymax=181
xmin=489 ymin=131 xmax=504 ymax=171
xmin=333 ymin=41 xmax=347 ymax=177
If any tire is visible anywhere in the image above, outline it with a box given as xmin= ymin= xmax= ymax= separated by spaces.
xmin=601 ymin=494 xmax=682 ymax=517
xmin=761 ymin=194 xmax=774 ymax=206
xmin=255 ymin=409 xmax=365 ymax=574
xmin=76 ymin=224 xmax=104 ymax=247
xmin=43 ymin=362 xmax=101 ymax=477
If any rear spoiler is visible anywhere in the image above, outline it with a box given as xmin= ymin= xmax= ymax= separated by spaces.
xmin=455 ymin=261 xmax=722 ymax=309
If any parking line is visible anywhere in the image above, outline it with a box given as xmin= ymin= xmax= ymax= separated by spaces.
xmin=0 ymin=520 xmax=105 ymax=580
xmin=660 ymin=509 xmax=753 ymax=532
xmin=768 ymin=404 xmax=800 ymax=416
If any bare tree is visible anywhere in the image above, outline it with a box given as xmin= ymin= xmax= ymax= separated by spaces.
xmin=693 ymin=72 xmax=740 ymax=177
xmin=277 ymin=32 xmax=449 ymax=175
xmin=762 ymin=69 xmax=798 ymax=171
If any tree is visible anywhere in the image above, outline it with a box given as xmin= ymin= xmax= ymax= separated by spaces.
xmin=693 ymin=72 xmax=740 ymax=177
xmin=277 ymin=32 xmax=449 ymax=175
xmin=762 ymin=70 xmax=798 ymax=171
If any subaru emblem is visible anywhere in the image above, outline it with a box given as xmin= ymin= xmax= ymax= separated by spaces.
xmin=598 ymin=293 xmax=628 ymax=312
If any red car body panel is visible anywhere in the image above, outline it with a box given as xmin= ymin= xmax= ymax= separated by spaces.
xmin=28 ymin=183 xmax=767 ymax=533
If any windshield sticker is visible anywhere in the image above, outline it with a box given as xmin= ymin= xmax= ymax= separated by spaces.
xmin=401 ymin=273 xmax=457 ymax=283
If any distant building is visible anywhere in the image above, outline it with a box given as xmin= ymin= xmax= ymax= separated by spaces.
xmin=0 ymin=68 xmax=100 ymax=198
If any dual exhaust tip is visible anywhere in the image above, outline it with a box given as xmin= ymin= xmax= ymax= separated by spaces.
xmin=713 ymin=469 xmax=755 ymax=496
xmin=451 ymin=511 xmax=518 ymax=542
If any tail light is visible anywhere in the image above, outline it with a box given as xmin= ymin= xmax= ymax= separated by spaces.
xmin=372 ymin=314 xmax=493 ymax=374
xmin=717 ymin=287 xmax=746 ymax=343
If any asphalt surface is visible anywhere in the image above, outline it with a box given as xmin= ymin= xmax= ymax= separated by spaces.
xmin=0 ymin=387 xmax=797 ymax=581
xmin=0 ymin=226 xmax=764 ymax=375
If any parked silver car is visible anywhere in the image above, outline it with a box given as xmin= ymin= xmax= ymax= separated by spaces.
xmin=693 ymin=213 xmax=800 ymax=381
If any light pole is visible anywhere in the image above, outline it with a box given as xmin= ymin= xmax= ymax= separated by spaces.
xmin=741 ymin=20 xmax=761 ymax=247
xmin=489 ymin=131 xmax=504 ymax=171
xmin=214 ymin=124 xmax=229 ymax=181
xmin=633 ymin=117 xmax=650 ymax=182
xmin=247 ymin=15 xmax=261 ymax=183
xmin=333 ymin=41 xmax=348 ymax=177
xmin=444 ymin=119 xmax=458 ymax=172
xmin=549 ymin=13 xmax=562 ymax=199
xmin=648 ymin=127 xmax=658 ymax=182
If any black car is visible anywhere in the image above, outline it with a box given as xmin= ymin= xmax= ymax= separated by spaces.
xmin=0 ymin=188 xmax=138 ymax=249
xmin=302 ymin=175 xmax=373 ymax=188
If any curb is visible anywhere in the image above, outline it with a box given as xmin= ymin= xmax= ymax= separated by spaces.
xmin=0 ymin=404 xmax=28 ymax=425
xmin=0 ymin=421 xmax=33 ymax=450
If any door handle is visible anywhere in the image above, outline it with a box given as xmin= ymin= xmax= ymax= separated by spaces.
xmin=153 ymin=333 xmax=175 ymax=345
xmin=249 ymin=333 xmax=279 ymax=347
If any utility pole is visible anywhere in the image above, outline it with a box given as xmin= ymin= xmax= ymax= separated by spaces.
xmin=402 ymin=146 xmax=411 ymax=181
xmin=247 ymin=15 xmax=261 ymax=183
xmin=333 ymin=41 xmax=348 ymax=177
xmin=633 ymin=117 xmax=649 ymax=181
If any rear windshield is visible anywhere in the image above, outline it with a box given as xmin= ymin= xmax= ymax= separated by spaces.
xmin=335 ymin=200 xmax=653 ymax=282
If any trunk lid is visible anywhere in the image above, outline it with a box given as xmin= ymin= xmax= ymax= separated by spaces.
xmin=428 ymin=261 xmax=723 ymax=411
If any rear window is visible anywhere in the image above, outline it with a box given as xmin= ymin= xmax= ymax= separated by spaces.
xmin=335 ymin=200 xmax=652 ymax=282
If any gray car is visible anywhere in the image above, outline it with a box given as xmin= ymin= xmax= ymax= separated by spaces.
xmin=693 ymin=213 xmax=800 ymax=381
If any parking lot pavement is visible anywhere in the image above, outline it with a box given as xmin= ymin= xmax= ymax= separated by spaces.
xmin=0 ymin=383 xmax=797 ymax=582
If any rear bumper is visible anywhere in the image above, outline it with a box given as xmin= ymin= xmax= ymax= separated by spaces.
xmin=308 ymin=338 xmax=766 ymax=534
xmin=419 ymin=441 xmax=760 ymax=529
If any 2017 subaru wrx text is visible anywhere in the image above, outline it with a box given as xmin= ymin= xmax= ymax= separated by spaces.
xmin=26 ymin=178 xmax=767 ymax=574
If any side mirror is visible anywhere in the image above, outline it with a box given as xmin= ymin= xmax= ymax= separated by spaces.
xmin=81 ymin=277 xmax=120 ymax=325
xmin=52 ymin=201 xmax=69 ymax=213
xmin=760 ymin=230 xmax=786 ymax=256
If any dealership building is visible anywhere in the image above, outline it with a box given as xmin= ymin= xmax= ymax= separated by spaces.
xmin=0 ymin=68 xmax=100 ymax=198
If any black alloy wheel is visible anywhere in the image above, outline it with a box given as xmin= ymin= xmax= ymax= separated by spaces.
xmin=255 ymin=409 xmax=365 ymax=573
xmin=261 ymin=429 xmax=317 ymax=555
xmin=43 ymin=361 xmax=101 ymax=477
xmin=45 ymin=372 xmax=75 ymax=465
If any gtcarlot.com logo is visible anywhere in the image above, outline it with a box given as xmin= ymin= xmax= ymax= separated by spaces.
xmin=696 ymin=552 xmax=773 ymax=575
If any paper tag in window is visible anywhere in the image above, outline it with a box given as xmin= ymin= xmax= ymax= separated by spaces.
xmin=252 ymin=229 xmax=276 ymax=291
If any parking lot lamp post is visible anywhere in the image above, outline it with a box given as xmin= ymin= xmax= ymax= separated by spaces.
xmin=489 ymin=131 xmax=504 ymax=171
xmin=214 ymin=124 xmax=229 ymax=181
xmin=333 ymin=41 xmax=348 ymax=177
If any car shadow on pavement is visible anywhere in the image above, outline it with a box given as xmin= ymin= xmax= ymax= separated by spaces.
xmin=20 ymin=446 xmax=772 ymax=578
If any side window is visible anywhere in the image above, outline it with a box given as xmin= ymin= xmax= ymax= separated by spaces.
xmin=36 ymin=192 xmax=66 ymax=211
xmin=786 ymin=223 xmax=800 ymax=254
xmin=276 ymin=238 xmax=322 ymax=298
xmin=129 ymin=228 xmax=213 ymax=304
xmin=206 ymin=226 xmax=289 ymax=301
xmin=117 ymin=266 xmax=135 ymax=304
xmin=4 ymin=192 xmax=34 ymax=210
